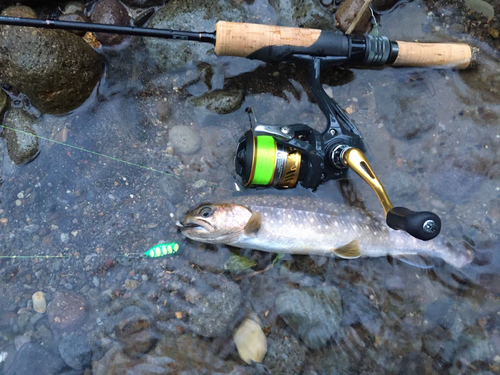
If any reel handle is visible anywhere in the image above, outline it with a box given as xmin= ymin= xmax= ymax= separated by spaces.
xmin=340 ymin=147 xmax=441 ymax=241
xmin=386 ymin=207 xmax=441 ymax=241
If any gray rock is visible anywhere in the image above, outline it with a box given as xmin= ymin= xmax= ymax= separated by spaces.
xmin=188 ymin=280 xmax=242 ymax=337
xmin=275 ymin=286 xmax=343 ymax=350
xmin=4 ymin=343 xmax=66 ymax=375
xmin=14 ymin=335 xmax=31 ymax=351
xmin=0 ymin=6 xmax=102 ymax=114
xmin=269 ymin=0 xmax=336 ymax=29
xmin=3 ymin=108 xmax=39 ymax=165
xmin=188 ymin=89 xmax=244 ymax=115
xmin=144 ymin=0 xmax=249 ymax=71
xmin=169 ymin=125 xmax=202 ymax=155
xmin=90 ymin=0 xmax=131 ymax=46
xmin=59 ymin=334 xmax=92 ymax=370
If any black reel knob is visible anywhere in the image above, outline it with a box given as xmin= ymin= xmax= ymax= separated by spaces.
xmin=386 ymin=207 xmax=441 ymax=241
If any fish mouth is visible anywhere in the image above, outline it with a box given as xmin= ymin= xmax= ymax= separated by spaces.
xmin=176 ymin=219 xmax=214 ymax=233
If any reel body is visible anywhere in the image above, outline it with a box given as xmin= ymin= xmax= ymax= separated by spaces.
xmin=234 ymin=56 xmax=442 ymax=241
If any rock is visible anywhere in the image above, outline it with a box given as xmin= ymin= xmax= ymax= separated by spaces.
xmin=32 ymin=291 xmax=46 ymax=313
xmin=0 ymin=6 xmax=102 ymax=114
xmin=188 ymin=280 xmax=242 ymax=337
xmin=0 ymin=90 xmax=7 ymax=116
xmin=269 ymin=0 xmax=336 ymax=30
xmin=275 ymin=286 xmax=342 ymax=350
xmin=47 ymin=290 xmax=87 ymax=330
xmin=121 ymin=0 xmax=167 ymax=7
xmin=464 ymin=0 xmax=495 ymax=21
xmin=123 ymin=279 xmax=140 ymax=290
xmin=58 ymin=13 xmax=90 ymax=37
xmin=115 ymin=312 xmax=157 ymax=357
xmin=3 ymin=108 xmax=39 ymax=165
xmin=335 ymin=0 xmax=373 ymax=34
xmin=62 ymin=1 xmax=85 ymax=14
xmin=14 ymin=334 xmax=31 ymax=351
xmin=168 ymin=125 xmax=202 ymax=155
xmin=233 ymin=317 xmax=267 ymax=364
xmin=93 ymin=334 xmax=237 ymax=374
xmin=188 ymin=89 xmax=244 ymax=115
xmin=263 ymin=327 xmax=307 ymax=375
xmin=4 ymin=343 xmax=66 ymax=375
xmin=59 ymin=334 xmax=92 ymax=370
xmin=90 ymin=0 xmax=131 ymax=46
xmin=144 ymin=0 xmax=249 ymax=71
xmin=488 ymin=27 xmax=499 ymax=39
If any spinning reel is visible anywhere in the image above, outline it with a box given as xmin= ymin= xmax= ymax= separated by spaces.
xmin=235 ymin=57 xmax=441 ymax=241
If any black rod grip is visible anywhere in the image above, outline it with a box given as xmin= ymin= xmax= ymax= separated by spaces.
xmin=386 ymin=207 xmax=441 ymax=241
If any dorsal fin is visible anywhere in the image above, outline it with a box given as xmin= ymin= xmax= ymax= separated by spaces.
xmin=333 ymin=240 xmax=361 ymax=259
xmin=244 ymin=211 xmax=262 ymax=235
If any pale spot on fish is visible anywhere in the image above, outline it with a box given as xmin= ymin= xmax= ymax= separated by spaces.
xmin=287 ymin=214 xmax=291 ymax=219
xmin=264 ymin=213 xmax=268 ymax=217
xmin=334 ymin=222 xmax=339 ymax=227
xmin=310 ymin=218 xmax=314 ymax=223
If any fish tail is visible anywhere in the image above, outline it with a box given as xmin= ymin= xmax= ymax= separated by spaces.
xmin=439 ymin=239 xmax=475 ymax=269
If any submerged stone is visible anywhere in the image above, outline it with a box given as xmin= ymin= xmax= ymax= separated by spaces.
xmin=269 ymin=0 xmax=336 ymax=30
xmin=0 ymin=6 xmax=102 ymax=114
xmin=3 ymin=108 xmax=39 ymax=165
xmin=168 ymin=125 xmax=202 ymax=155
xmin=188 ymin=89 xmax=244 ymax=115
xmin=144 ymin=0 xmax=249 ymax=71
xmin=90 ymin=0 xmax=131 ymax=46
xmin=275 ymin=286 xmax=343 ymax=350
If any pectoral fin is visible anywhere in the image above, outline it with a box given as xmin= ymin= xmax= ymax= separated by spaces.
xmin=333 ymin=240 xmax=361 ymax=259
xmin=244 ymin=211 xmax=262 ymax=235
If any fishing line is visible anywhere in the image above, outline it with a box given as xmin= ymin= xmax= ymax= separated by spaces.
xmin=0 ymin=124 xmax=174 ymax=176
xmin=0 ymin=124 xmax=237 ymax=261
xmin=0 ymin=243 xmax=181 ymax=260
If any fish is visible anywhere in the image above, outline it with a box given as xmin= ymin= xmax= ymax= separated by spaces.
xmin=176 ymin=195 xmax=473 ymax=269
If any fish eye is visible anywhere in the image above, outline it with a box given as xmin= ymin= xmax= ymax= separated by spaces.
xmin=199 ymin=206 xmax=214 ymax=218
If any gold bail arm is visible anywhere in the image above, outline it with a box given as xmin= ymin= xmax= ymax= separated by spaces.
xmin=341 ymin=148 xmax=394 ymax=216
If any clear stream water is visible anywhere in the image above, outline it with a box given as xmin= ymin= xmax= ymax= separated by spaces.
xmin=0 ymin=0 xmax=500 ymax=374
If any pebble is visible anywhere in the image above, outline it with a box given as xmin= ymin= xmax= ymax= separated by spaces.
xmin=32 ymin=291 xmax=47 ymax=313
xmin=169 ymin=125 xmax=202 ymax=155
xmin=47 ymin=291 xmax=87 ymax=330
xmin=233 ymin=317 xmax=267 ymax=364
xmin=123 ymin=279 xmax=140 ymax=290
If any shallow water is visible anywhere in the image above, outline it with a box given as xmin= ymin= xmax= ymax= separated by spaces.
xmin=1 ymin=0 xmax=500 ymax=374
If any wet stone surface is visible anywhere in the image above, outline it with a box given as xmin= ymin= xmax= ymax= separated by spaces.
xmin=0 ymin=6 xmax=102 ymax=114
xmin=3 ymin=108 xmax=39 ymax=165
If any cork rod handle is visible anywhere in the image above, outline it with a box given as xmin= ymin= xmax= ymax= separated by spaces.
xmin=214 ymin=21 xmax=321 ymax=57
xmin=393 ymin=41 xmax=472 ymax=69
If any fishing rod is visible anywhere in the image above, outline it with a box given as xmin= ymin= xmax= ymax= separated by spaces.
xmin=0 ymin=16 xmax=473 ymax=69
xmin=0 ymin=16 xmax=475 ymax=241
